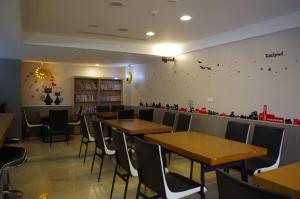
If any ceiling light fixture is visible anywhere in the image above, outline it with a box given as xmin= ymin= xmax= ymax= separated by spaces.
xmin=146 ymin=31 xmax=155 ymax=36
xmin=88 ymin=24 xmax=99 ymax=28
xmin=109 ymin=1 xmax=123 ymax=7
xmin=95 ymin=64 xmax=100 ymax=67
xmin=180 ymin=15 xmax=192 ymax=21
xmin=118 ymin=28 xmax=128 ymax=32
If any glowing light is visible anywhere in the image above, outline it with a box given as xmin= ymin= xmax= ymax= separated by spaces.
xmin=146 ymin=31 xmax=155 ymax=36
xmin=152 ymin=43 xmax=182 ymax=56
xmin=95 ymin=64 xmax=100 ymax=67
xmin=180 ymin=15 xmax=192 ymax=21
xmin=126 ymin=72 xmax=133 ymax=84
xmin=35 ymin=66 xmax=48 ymax=80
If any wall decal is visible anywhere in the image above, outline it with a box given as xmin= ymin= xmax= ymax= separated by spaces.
xmin=268 ymin=68 xmax=272 ymax=71
xmin=260 ymin=67 xmax=264 ymax=71
xmin=265 ymin=51 xmax=283 ymax=58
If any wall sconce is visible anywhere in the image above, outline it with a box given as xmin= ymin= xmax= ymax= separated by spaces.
xmin=126 ymin=71 xmax=133 ymax=84
xmin=35 ymin=63 xmax=48 ymax=80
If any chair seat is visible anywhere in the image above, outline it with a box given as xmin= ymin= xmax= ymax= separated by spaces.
xmin=27 ymin=123 xmax=43 ymax=128
xmin=0 ymin=147 xmax=27 ymax=169
xmin=246 ymin=156 xmax=275 ymax=174
xmin=68 ymin=121 xmax=80 ymax=126
xmin=166 ymin=172 xmax=201 ymax=193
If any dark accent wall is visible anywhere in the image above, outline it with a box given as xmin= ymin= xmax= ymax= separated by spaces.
xmin=0 ymin=59 xmax=21 ymax=138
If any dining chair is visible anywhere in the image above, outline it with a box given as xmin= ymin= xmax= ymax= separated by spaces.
xmin=162 ymin=111 xmax=176 ymax=127
xmin=135 ymin=137 xmax=205 ymax=199
xmin=45 ymin=110 xmax=69 ymax=146
xmin=216 ymin=169 xmax=291 ymax=199
xmin=138 ymin=109 xmax=154 ymax=122
xmin=23 ymin=109 xmax=43 ymax=140
xmin=117 ymin=109 xmax=134 ymax=119
xmin=246 ymin=125 xmax=285 ymax=174
xmin=68 ymin=106 xmax=83 ymax=134
xmin=96 ymin=105 xmax=110 ymax=112
xmin=190 ymin=121 xmax=250 ymax=179
xmin=110 ymin=129 xmax=138 ymax=199
xmin=91 ymin=120 xmax=115 ymax=182
xmin=78 ymin=115 xmax=95 ymax=162
xmin=111 ymin=105 xmax=124 ymax=112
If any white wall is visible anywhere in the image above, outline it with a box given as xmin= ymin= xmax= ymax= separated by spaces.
xmin=21 ymin=62 xmax=126 ymax=106
xmin=131 ymin=28 xmax=300 ymax=119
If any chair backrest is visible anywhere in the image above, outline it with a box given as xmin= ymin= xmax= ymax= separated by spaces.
xmin=111 ymin=105 xmax=124 ymax=112
xmin=225 ymin=121 xmax=250 ymax=143
xmin=77 ymin=106 xmax=83 ymax=116
xmin=111 ymin=129 xmax=137 ymax=176
xmin=139 ymin=109 xmax=154 ymax=122
xmin=252 ymin=125 xmax=285 ymax=164
xmin=49 ymin=110 xmax=68 ymax=131
xmin=80 ymin=115 xmax=92 ymax=140
xmin=23 ymin=109 xmax=30 ymax=126
xmin=162 ymin=111 xmax=176 ymax=127
xmin=135 ymin=137 xmax=166 ymax=197
xmin=175 ymin=113 xmax=192 ymax=132
xmin=216 ymin=170 xmax=291 ymax=199
xmin=96 ymin=105 xmax=110 ymax=112
xmin=92 ymin=120 xmax=106 ymax=153
xmin=0 ymin=102 xmax=6 ymax=113
xmin=117 ymin=109 xmax=134 ymax=119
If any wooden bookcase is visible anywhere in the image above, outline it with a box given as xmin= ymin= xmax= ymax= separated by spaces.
xmin=74 ymin=77 xmax=123 ymax=113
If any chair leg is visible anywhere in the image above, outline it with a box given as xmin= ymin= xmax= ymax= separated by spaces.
xmin=136 ymin=180 xmax=141 ymax=199
xmin=83 ymin=143 xmax=88 ymax=163
xmin=168 ymin=152 xmax=171 ymax=164
xmin=98 ymin=156 xmax=104 ymax=182
xmin=123 ymin=175 xmax=129 ymax=199
xmin=91 ymin=147 xmax=97 ymax=174
xmin=190 ymin=160 xmax=194 ymax=179
xmin=78 ymin=137 xmax=83 ymax=158
xmin=110 ymin=163 xmax=118 ymax=199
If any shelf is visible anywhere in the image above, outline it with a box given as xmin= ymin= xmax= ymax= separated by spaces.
xmin=75 ymin=89 xmax=98 ymax=92
xmin=75 ymin=101 xmax=98 ymax=103
xmin=100 ymin=89 xmax=121 ymax=91
xmin=100 ymin=100 xmax=121 ymax=103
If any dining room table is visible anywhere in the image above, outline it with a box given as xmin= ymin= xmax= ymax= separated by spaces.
xmin=0 ymin=113 xmax=14 ymax=146
xmin=102 ymin=119 xmax=173 ymax=136
xmin=253 ymin=161 xmax=300 ymax=199
xmin=145 ymin=131 xmax=268 ymax=199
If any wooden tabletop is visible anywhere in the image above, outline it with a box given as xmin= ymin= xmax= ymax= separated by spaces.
xmin=253 ymin=162 xmax=300 ymax=199
xmin=145 ymin=131 xmax=267 ymax=166
xmin=38 ymin=111 xmax=77 ymax=121
xmin=95 ymin=112 xmax=118 ymax=119
xmin=102 ymin=119 xmax=173 ymax=135
xmin=0 ymin=113 xmax=14 ymax=146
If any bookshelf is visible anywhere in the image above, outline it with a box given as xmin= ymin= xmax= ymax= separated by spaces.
xmin=74 ymin=77 xmax=123 ymax=113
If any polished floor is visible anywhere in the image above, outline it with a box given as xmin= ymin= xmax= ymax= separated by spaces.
xmin=10 ymin=135 xmax=243 ymax=199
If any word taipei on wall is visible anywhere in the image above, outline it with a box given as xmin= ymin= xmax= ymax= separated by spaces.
xmin=265 ymin=51 xmax=284 ymax=58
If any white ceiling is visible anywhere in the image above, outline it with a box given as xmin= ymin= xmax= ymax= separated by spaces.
xmin=1 ymin=0 xmax=300 ymax=66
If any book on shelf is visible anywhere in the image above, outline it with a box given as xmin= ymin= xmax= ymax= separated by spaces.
xmin=75 ymin=79 xmax=97 ymax=90
xmin=75 ymin=94 xmax=97 ymax=102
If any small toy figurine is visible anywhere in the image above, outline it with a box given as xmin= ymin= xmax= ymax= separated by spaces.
xmin=166 ymin=104 xmax=170 ymax=109
xmin=139 ymin=102 xmax=144 ymax=106
xmin=145 ymin=102 xmax=148 ymax=107
xmin=285 ymin=119 xmax=292 ymax=124
xmin=229 ymin=111 xmax=235 ymax=117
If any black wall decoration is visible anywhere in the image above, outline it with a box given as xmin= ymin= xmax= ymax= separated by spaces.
xmin=265 ymin=51 xmax=284 ymax=58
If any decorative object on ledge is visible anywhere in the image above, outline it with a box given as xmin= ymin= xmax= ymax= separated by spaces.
xmin=54 ymin=92 xmax=63 ymax=105
xmin=259 ymin=105 xmax=284 ymax=123
xmin=293 ymin=119 xmax=300 ymax=125
xmin=40 ymin=87 xmax=53 ymax=105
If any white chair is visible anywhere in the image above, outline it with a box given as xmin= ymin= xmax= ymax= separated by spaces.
xmin=23 ymin=110 xmax=43 ymax=139
xmin=78 ymin=115 xmax=95 ymax=162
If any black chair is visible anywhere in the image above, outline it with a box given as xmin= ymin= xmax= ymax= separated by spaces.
xmin=110 ymin=129 xmax=138 ymax=199
xmin=216 ymin=169 xmax=291 ymax=199
xmin=162 ymin=111 xmax=176 ymax=127
xmin=138 ymin=109 xmax=154 ymax=122
xmin=96 ymin=105 xmax=110 ymax=112
xmin=23 ymin=109 xmax=43 ymax=140
xmin=0 ymin=102 xmax=6 ymax=113
xmin=135 ymin=137 xmax=205 ymax=199
xmin=111 ymin=105 xmax=124 ymax=112
xmin=175 ymin=113 xmax=192 ymax=132
xmin=91 ymin=120 xmax=115 ymax=182
xmin=117 ymin=109 xmax=134 ymax=119
xmin=246 ymin=125 xmax=285 ymax=174
xmin=0 ymin=146 xmax=27 ymax=199
xmin=45 ymin=110 xmax=69 ymax=146
xmin=78 ymin=115 xmax=95 ymax=162
xmin=68 ymin=106 xmax=83 ymax=134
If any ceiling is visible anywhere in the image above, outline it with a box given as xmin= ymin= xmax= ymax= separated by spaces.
xmin=1 ymin=0 xmax=300 ymax=66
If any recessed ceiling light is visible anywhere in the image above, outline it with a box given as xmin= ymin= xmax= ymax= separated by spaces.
xmin=95 ymin=64 xmax=100 ymax=67
xmin=118 ymin=28 xmax=128 ymax=32
xmin=180 ymin=15 xmax=192 ymax=21
xmin=109 ymin=1 xmax=123 ymax=7
xmin=146 ymin=31 xmax=155 ymax=36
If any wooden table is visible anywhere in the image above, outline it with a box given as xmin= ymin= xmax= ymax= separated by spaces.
xmin=102 ymin=119 xmax=173 ymax=135
xmin=38 ymin=111 xmax=77 ymax=122
xmin=0 ymin=113 xmax=14 ymax=146
xmin=145 ymin=131 xmax=267 ymax=199
xmin=253 ymin=162 xmax=300 ymax=199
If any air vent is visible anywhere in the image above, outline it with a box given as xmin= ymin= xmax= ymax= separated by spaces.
xmin=88 ymin=24 xmax=99 ymax=28
xmin=79 ymin=31 xmax=147 ymax=41
xmin=118 ymin=28 xmax=128 ymax=32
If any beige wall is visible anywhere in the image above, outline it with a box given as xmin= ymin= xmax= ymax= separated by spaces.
xmin=21 ymin=62 xmax=126 ymax=106
xmin=131 ymin=28 xmax=300 ymax=119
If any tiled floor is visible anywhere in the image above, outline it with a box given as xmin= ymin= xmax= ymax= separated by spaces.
xmin=10 ymin=135 xmax=241 ymax=199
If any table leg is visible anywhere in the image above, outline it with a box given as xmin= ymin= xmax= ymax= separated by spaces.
xmin=240 ymin=160 xmax=248 ymax=182
xmin=200 ymin=163 xmax=206 ymax=199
